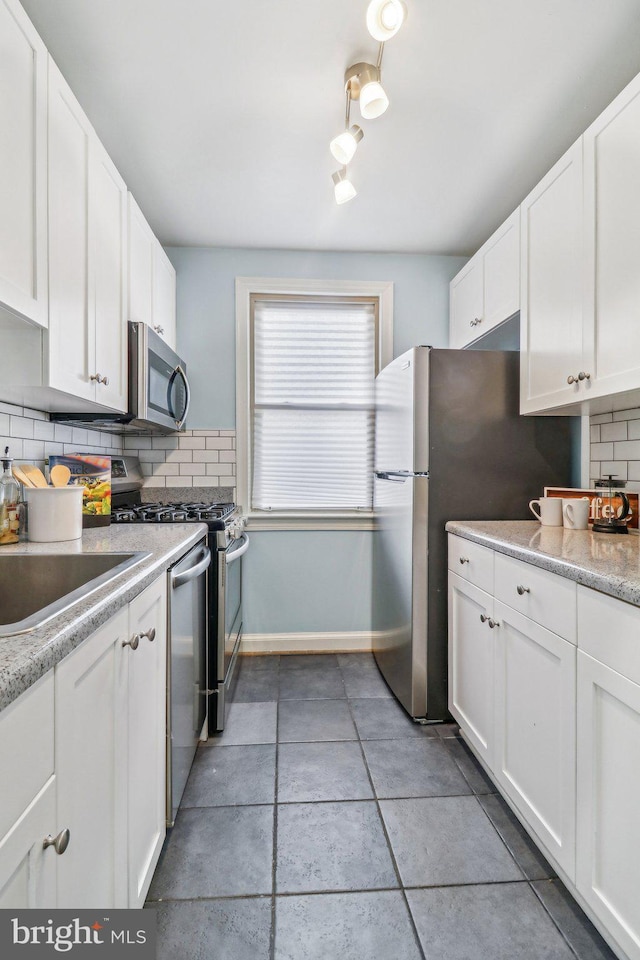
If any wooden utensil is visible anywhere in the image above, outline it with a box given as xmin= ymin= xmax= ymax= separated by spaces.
xmin=50 ymin=464 xmax=71 ymax=487
xmin=12 ymin=465 xmax=36 ymax=488
xmin=19 ymin=464 xmax=48 ymax=488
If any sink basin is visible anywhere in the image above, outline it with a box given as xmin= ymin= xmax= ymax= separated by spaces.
xmin=0 ymin=552 xmax=150 ymax=637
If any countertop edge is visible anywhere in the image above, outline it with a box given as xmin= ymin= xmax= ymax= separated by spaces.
xmin=0 ymin=524 xmax=208 ymax=713
xmin=445 ymin=520 xmax=640 ymax=607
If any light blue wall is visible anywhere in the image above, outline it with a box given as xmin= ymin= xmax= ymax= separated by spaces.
xmin=165 ymin=246 xmax=467 ymax=636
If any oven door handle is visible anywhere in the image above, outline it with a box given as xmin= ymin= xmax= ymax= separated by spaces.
xmin=171 ymin=546 xmax=211 ymax=588
xmin=225 ymin=533 xmax=249 ymax=564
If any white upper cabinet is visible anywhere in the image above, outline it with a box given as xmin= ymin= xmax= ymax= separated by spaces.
xmin=128 ymin=194 xmax=176 ymax=350
xmin=47 ymin=58 xmax=128 ymax=412
xmin=583 ymin=72 xmax=640 ymax=399
xmin=519 ymin=140 xmax=587 ymax=414
xmin=0 ymin=0 xmax=48 ymax=327
xmin=450 ymin=210 xmax=520 ymax=349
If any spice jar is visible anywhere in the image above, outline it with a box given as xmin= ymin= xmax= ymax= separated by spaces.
xmin=0 ymin=446 xmax=20 ymax=544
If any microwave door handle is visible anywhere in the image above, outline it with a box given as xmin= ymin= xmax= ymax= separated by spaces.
xmin=169 ymin=364 xmax=191 ymax=429
xmin=226 ymin=533 xmax=250 ymax=564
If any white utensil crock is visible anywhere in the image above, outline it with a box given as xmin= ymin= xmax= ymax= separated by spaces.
xmin=25 ymin=486 xmax=83 ymax=542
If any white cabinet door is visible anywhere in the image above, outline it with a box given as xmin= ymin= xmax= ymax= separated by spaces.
xmin=576 ymin=651 xmax=640 ymax=960
xmin=520 ymin=140 xmax=589 ymax=414
xmin=584 ymin=72 xmax=640 ymax=401
xmin=0 ymin=0 xmax=48 ymax=327
xmin=47 ymin=57 xmax=94 ymax=402
xmin=450 ymin=259 xmax=483 ymax=349
xmin=448 ymin=572 xmax=494 ymax=767
xmin=128 ymin=193 xmax=154 ymax=328
xmin=91 ymin=139 xmax=128 ymax=412
xmin=127 ymin=576 xmax=167 ymax=908
xmin=55 ymin=607 xmax=129 ymax=908
xmin=493 ymin=602 xmax=576 ymax=878
xmin=0 ymin=778 xmax=58 ymax=908
xmin=482 ymin=209 xmax=520 ymax=331
xmin=153 ymin=243 xmax=177 ymax=350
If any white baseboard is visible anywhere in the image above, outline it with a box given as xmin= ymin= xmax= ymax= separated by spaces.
xmin=240 ymin=631 xmax=374 ymax=655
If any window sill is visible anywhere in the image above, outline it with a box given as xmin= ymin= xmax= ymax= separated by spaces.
xmin=245 ymin=513 xmax=376 ymax=531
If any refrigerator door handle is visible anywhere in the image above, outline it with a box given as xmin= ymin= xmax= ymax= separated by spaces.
xmin=374 ymin=470 xmax=429 ymax=481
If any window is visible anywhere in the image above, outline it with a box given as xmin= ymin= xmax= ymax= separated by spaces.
xmin=236 ymin=278 xmax=393 ymax=526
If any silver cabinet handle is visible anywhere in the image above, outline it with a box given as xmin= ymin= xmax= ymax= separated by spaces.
xmin=488 ymin=618 xmax=500 ymax=629
xmin=516 ymin=585 xmax=530 ymax=595
xmin=153 ymin=324 xmax=165 ymax=335
xmin=122 ymin=634 xmax=140 ymax=650
xmin=479 ymin=613 xmax=488 ymax=623
xmin=567 ymin=374 xmax=577 ymax=384
xmin=43 ymin=828 xmax=70 ymax=855
xmin=90 ymin=373 xmax=109 ymax=386
xmin=578 ymin=371 xmax=591 ymax=381
xmin=140 ymin=627 xmax=156 ymax=642
xmin=459 ymin=556 xmax=470 ymax=565
xmin=101 ymin=375 xmax=109 ymax=386
xmin=469 ymin=318 xmax=482 ymax=327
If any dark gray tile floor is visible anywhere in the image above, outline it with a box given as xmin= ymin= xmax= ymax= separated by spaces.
xmin=146 ymin=653 xmax=616 ymax=960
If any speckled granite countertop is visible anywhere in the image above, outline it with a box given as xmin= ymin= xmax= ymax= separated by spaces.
xmin=446 ymin=520 xmax=640 ymax=606
xmin=0 ymin=524 xmax=207 ymax=713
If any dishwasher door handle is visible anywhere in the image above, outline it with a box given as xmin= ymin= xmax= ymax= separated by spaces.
xmin=171 ymin=546 xmax=211 ymax=589
xmin=226 ymin=533 xmax=250 ymax=564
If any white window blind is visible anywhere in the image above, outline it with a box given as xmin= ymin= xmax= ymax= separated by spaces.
xmin=251 ymin=297 xmax=378 ymax=512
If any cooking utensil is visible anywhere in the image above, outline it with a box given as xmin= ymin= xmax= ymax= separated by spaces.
xmin=50 ymin=464 xmax=71 ymax=488
xmin=12 ymin=465 xmax=36 ymax=488
xmin=19 ymin=464 xmax=48 ymax=488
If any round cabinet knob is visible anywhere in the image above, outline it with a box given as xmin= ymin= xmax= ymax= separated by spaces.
xmin=43 ymin=828 xmax=70 ymax=855
xmin=90 ymin=373 xmax=102 ymax=383
xmin=459 ymin=556 xmax=470 ymax=565
xmin=140 ymin=627 xmax=156 ymax=642
xmin=516 ymin=585 xmax=530 ymax=595
xmin=567 ymin=375 xmax=577 ymax=385
xmin=153 ymin=324 xmax=165 ymax=335
xmin=488 ymin=618 xmax=500 ymax=629
xmin=100 ymin=375 xmax=109 ymax=386
xmin=578 ymin=371 xmax=591 ymax=381
xmin=479 ymin=613 xmax=488 ymax=623
xmin=122 ymin=634 xmax=140 ymax=650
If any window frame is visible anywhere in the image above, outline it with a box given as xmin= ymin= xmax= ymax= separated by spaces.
xmin=236 ymin=277 xmax=394 ymax=530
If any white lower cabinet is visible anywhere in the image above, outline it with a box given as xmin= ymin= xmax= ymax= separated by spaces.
xmin=0 ymin=573 xmax=169 ymax=910
xmin=493 ymin=601 xmax=576 ymax=877
xmin=55 ymin=576 xmax=167 ymax=909
xmin=55 ymin=606 xmax=129 ymax=908
xmin=126 ymin=576 xmax=167 ymax=908
xmin=448 ymin=573 xmax=494 ymax=767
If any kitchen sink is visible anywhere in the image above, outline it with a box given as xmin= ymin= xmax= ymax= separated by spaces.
xmin=0 ymin=552 xmax=150 ymax=637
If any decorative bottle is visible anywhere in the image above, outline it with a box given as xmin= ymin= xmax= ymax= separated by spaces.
xmin=0 ymin=446 xmax=20 ymax=544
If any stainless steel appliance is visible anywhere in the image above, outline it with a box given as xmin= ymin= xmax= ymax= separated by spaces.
xmin=167 ymin=539 xmax=211 ymax=825
xmin=109 ymin=456 xmax=248 ymax=738
xmin=373 ymin=347 xmax=573 ymax=721
xmin=50 ymin=322 xmax=190 ymax=434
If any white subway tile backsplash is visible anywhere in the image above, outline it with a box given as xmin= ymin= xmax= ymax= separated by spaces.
xmin=152 ymin=436 xmax=179 ymax=450
xmin=166 ymin=449 xmax=193 ymax=463
xmin=178 ymin=436 xmax=206 ymax=450
xmin=155 ymin=462 xmax=181 ymax=476
xmin=0 ymin=408 xmax=120 ymax=473
xmin=142 ymin=476 xmax=166 ymax=488
xmin=125 ymin=435 xmax=151 ymax=449
xmin=627 ymin=420 xmax=640 ymax=441
xmin=0 ymin=413 xmax=9 ymax=435
xmin=54 ymin=424 xmax=73 ymax=443
xmin=612 ymin=408 xmax=640 ymax=422
xmin=138 ymin=449 xmax=165 ymax=463
xmin=0 ymin=401 xmax=25 ymax=416
xmin=216 ymin=462 xmax=234 ymax=476
xmin=206 ymin=437 xmax=233 ymax=449
xmin=628 ymin=462 xmax=640 ymax=482
xmin=10 ymin=416 xmax=34 ymax=439
xmin=33 ymin=420 xmax=55 ymax=441
xmin=613 ymin=440 xmax=640 ymax=460
xmin=590 ymin=442 xmax=614 ymax=460
xmin=179 ymin=462 xmax=196 ymax=475
xmin=72 ymin=428 xmax=89 ymax=447
xmin=600 ymin=421 xmax=627 ymax=443
xmin=23 ymin=440 xmax=45 ymax=461
xmin=600 ymin=461 xmax=628 ymax=480
xmin=591 ymin=413 xmax=613 ymax=425
xmin=219 ymin=450 xmax=236 ymax=463
xmin=193 ymin=449 xmax=220 ymax=463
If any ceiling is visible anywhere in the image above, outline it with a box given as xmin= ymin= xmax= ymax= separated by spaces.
xmin=21 ymin=0 xmax=640 ymax=255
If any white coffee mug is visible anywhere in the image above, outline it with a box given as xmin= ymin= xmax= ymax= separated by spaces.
xmin=529 ymin=497 xmax=563 ymax=526
xmin=562 ymin=497 xmax=590 ymax=531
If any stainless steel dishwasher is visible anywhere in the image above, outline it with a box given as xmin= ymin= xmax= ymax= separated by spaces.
xmin=167 ymin=538 xmax=211 ymax=825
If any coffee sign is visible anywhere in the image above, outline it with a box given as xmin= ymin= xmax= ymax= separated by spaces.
xmin=544 ymin=487 xmax=639 ymax=531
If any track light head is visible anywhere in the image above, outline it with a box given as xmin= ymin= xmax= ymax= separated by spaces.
xmin=366 ymin=0 xmax=407 ymax=42
xmin=329 ymin=125 xmax=364 ymax=165
xmin=344 ymin=62 xmax=389 ymax=120
xmin=332 ymin=168 xmax=357 ymax=204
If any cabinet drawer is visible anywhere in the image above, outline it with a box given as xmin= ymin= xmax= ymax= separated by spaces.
xmin=495 ymin=553 xmax=576 ymax=641
xmin=578 ymin=585 xmax=640 ymax=686
xmin=0 ymin=671 xmax=54 ymax=840
xmin=448 ymin=534 xmax=494 ymax=594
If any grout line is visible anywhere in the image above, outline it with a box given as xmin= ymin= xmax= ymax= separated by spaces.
xmin=527 ymin=879 xmax=593 ymax=960
xmin=269 ymin=655 xmax=281 ymax=960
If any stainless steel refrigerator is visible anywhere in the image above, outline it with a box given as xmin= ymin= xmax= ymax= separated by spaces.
xmin=372 ymin=346 xmax=572 ymax=721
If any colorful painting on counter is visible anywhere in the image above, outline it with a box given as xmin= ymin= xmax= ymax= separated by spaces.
xmin=47 ymin=454 xmax=111 ymax=527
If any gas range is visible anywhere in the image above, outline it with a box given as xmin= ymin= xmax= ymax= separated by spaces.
xmin=112 ymin=500 xmax=236 ymax=526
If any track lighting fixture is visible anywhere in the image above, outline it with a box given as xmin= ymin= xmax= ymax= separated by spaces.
xmin=332 ymin=168 xmax=357 ymax=205
xmin=366 ymin=0 xmax=407 ymax=42
xmin=329 ymin=3 xmax=407 ymax=203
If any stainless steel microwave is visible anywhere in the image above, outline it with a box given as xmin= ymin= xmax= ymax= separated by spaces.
xmin=50 ymin=322 xmax=190 ymax=435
